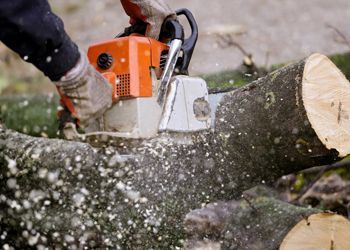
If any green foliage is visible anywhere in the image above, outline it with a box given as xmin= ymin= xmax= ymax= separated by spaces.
xmin=329 ymin=52 xmax=350 ymax=80
xmin=293 ymin=173 xmax=306 ymax=192
xmin=0 ymin=94 xmax=60 ymax=138
xmin=203 ymin=51 xmax=350 ymax=91
xmin=0 ymin=75 xmax=9 ymax=93
xmin=202 ymin=69 xmax=256 ymax=89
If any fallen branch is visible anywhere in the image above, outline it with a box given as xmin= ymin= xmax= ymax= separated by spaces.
xmin=184 ymin=194 xmax=321 ymax=249
xmin=301 ymin=159 xmax=350 ymax=175
xmin=185 ymin=187 xmax=350 ymax=250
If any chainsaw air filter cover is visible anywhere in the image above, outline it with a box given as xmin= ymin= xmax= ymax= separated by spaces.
xmin=88 ymin=35 xmax=169 ymax=98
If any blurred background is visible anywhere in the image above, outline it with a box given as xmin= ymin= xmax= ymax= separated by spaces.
xmin=0 ymin=0 xmax=350 ymax=95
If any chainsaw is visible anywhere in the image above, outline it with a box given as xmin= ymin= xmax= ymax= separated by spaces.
xmin=63 ymin=9 xmax=225 ymax=140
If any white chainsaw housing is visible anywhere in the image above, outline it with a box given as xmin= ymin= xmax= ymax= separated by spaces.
xmin=102 ymin=75 xmax=211 ymax=138
xmin=64 ymin=76 xmax=212 ymax=140
xmin=159 ymin=75 xmax=211 ymax=132
xmin=104 ymin=96 xmax=163 ymax=138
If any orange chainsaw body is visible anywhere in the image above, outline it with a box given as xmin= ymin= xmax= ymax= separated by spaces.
xmin=87 ymin=35 xmax=169 ymax=101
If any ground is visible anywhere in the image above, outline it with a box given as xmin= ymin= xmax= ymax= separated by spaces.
xmin=1 ymin=0 xmax=350 ymax=94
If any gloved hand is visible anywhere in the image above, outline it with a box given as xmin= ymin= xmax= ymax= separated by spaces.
xmin=120 ymin=0 xmax=176 ymax=39
xmin=55 ymin=50 xmax=112 ymax=132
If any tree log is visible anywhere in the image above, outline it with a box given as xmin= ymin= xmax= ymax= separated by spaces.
xmin=184 ymin=189 xmax=350 ymax=250
xmin=1 ymin=53 xmax=350 ymax=248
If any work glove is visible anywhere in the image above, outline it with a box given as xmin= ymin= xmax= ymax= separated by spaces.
xmin=55 ymin=50 xmax=112 ymax=133
xmin=120 ymin=0 xmax=176 ymax=39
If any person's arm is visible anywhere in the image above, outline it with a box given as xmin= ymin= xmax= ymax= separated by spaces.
xmin=0 ymin=0 xmax=79 ymax=81
xmin=0 ymin=0 xmax=112 ymax=131
xmin=0 ymin=0 xmax=178 ymax=133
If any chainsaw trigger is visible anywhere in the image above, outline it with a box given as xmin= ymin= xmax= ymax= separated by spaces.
xmin=61 ymin=122 xmax=80 ymax=141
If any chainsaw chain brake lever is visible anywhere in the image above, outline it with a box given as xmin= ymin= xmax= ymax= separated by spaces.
xmin=160 ymin=19 xmax=184 ymax=42
xmin=157 ymin=9 xmax=198 ymax=105
xmin=173 ymin=8 xmax=199 ymax=75
xmin=159 ymin=9 xmax=198 ymax=75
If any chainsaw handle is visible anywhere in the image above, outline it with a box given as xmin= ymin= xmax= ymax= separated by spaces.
xmin=175 ymin=8 xmax=198 ymax=75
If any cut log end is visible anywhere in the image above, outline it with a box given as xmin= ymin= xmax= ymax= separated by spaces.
xmin=280 ymin=213 xmax=350 ymax=250
xmin=303 ymin=53 xmax=350 ymax=157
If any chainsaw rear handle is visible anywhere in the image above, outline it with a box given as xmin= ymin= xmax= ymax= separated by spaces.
xmin=174 ymin=8 xmax=199 ymax=75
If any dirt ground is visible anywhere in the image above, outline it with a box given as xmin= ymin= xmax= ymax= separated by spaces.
xmin=56 ymin=0 xmax=350 ymax=74
xmin=1 ymin=0 xmax=350 ymax=93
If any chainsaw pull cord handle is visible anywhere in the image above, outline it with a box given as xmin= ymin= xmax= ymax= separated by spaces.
xmin=175 ymin=8 xmax=198 ymax=75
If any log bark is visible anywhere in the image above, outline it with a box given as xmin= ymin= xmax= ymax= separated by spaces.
xmin=1 ymin=53 xmax=350 ymax=248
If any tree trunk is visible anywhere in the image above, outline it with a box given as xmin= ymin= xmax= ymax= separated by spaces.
xmin=1 ymin=53 xmax=350 ymax=248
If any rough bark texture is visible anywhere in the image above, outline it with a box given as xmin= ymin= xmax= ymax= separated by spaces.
xmin=0 ymin=56 xmax=346 ymax=248
xmin=184 ymin=188 xmax=320 ymax=250
xmin=213 ymin=58 xmax=339 ymax=195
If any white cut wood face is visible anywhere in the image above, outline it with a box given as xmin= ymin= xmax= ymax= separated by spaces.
xmin=302 ymin=53 xmax=350 ymax=157
xmin=280 ymin=213 xmax=350 ymax=250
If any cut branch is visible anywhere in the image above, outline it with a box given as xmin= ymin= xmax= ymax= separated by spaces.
xmin=184 ymin=195 xmax=319 ymax=250
xmin=184 ymin=195 xmax=350 ymax=250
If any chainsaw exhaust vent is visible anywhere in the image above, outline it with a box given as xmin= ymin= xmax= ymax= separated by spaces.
xmin=116 ymin=74 xmax=131 ymax=97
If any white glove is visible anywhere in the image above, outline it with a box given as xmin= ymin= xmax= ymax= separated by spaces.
xmin=121 ymin=0 xmax=176 ymax=39
xmin=55 ymin=51 xmax=112 ymax=131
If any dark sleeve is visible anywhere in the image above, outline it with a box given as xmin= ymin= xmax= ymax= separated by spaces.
xmin=0 ymin=0 xmax=80 ymax=81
